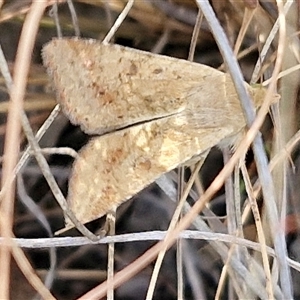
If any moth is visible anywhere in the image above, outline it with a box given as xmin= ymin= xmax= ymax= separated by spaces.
xmin=43 ymin=38 xmax=272 ymax=230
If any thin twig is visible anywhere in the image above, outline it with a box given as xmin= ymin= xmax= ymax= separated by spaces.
xmin=233 ymin=7 xmax=256 ymax=56
xmin=262 ymin=64 xmax=300 ymax=86
xmin=30 ymin=147 xmax=78 ymax=158
xmin=151 ymin=28 xmax=170 ymax=54
xmin=176 ymin=168 xmax=184 ymax=300
xmin=49 ymin=2 xmax=62 ymax=38
xmin=241 ymin=163 xmax=274 ymax=299
xmin=102 ymin=0 xmax=134 ymax=44
xmin=67 ymin=0 xmax=80 ymax=37
xmin=188 ymin=9 xmax=203 ymax=60
xmin=2 ymin=231 xmax=299 ymax=274
xmin=107 ymin=207 xmax=116 ymax=300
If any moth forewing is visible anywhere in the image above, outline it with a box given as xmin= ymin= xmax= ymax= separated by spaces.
xmin=43 ymin=38 xmax=243 ymax=135
xmin=66 ymin=115 xmax=233 ymax=227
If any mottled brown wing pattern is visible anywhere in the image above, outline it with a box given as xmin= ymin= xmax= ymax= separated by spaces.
xmin=66 ymin=114 xmax=234 ymax=227
xmin=43 ymin=39 xmax=220 ymax=135
xmin=43 ymin=38 xmax=269 ymax=229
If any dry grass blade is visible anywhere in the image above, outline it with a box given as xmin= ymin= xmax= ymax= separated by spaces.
xmin=241 ymin=163 xmax=274 ymax=298
xmin=106 ymin=207 xmax=116 ymax=300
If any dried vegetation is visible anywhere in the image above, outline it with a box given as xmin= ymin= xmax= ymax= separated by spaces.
xmin=0 ymin=0 xmax=299 ymax=299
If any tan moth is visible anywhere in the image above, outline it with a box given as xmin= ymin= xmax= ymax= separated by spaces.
xmin=43 ymin=38 xmax=273 ymax=230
